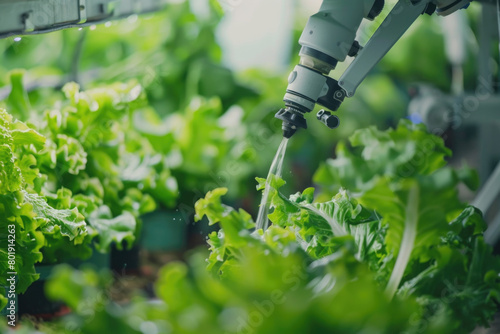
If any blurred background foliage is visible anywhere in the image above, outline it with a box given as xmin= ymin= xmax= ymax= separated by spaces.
xmin=0 ymin=0 xmax=488 ymax=215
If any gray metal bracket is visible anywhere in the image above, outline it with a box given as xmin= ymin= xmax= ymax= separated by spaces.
xmin=338 ymin=0 xmax=430 ymax=97
xmin=78 ymin=0 xmax=88 ymax=24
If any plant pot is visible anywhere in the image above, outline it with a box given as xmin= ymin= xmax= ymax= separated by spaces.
xmin=17 ymin=264 xmax=68 ymax=318
xmin=17 ymin=244 xmax=110 ymax=317
xmin=140 ymin=209 xmax=187 ymax=252
xmin=110 ymin=242 xmax=141 ymax=275
xmin=138 ymin=209 xmax=188 ymax=278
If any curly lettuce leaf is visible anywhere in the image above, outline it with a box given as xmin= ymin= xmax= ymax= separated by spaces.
xmin=314 ymin=120 xmax=456 ymax=199
xmin=23 ymin=192 xmax=87 ymax=243
xmin=0 ymin=108 xmax=88 ymax=293
xmin=310 ymin=120 xmax=499 ymax=331
xmin=312 ymin=120 xmax=479 ymax=293
xmin=87 ymin=206 xmax=137 ymax=252
xmin=40 ymin=82 xmax=170 ymax=218
xmin=397 ymin=207 xmax=500 ymax=332
xmin=0 ymin=108 xmax=45 ymax=194
xmin=256 ymin=175 xmax=380 ymax=262
xmin=190 ymin=188 xmax=450 ymax=334
xmin=0 ymin=193 xmax=45 ymax=292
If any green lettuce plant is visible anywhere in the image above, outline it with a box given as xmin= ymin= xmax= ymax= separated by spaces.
xmin=4 ymin=71 xmax=183 ymax=259
xmin=35 ymin=121 xmax=500 ymax=333
xmin=0 ymin=108 xmax=86 ymax=308
xmin=0 ymin=74 xmax=183 ymax=312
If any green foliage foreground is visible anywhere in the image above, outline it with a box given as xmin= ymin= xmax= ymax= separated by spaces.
xmin=6 ymin=121 xmax=499 ymax=334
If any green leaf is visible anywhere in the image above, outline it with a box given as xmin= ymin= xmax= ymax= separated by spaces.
xmin=314 ymin=120 xmax=453 ymax=197
xmin=46 ymin=264 xmax=113 ymax=311
xmin=24 ymin=192 xmax=87 ymax=243
xmin=10 ymin=122 xmax=45 ymax=150
xmin=0 ymin=193 xmax=45 ymax=293
xmin=88 ymin=207 xmax=137 ymax=252
xmin=194 ymin=187 xmax=230 ymax=224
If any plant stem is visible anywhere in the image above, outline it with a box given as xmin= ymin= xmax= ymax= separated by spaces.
xmin=385 ymin=184 xmax=419 ymax=299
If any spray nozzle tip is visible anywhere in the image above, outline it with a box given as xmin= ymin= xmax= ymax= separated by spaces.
xmin=282 ymin=123 xmax=297 ymax=138
xmin=275 ymin=108 xmax=307 ymax=138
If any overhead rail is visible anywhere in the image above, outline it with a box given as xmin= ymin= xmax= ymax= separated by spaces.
xmin=0 ymin=0 xmax=168 ymax=40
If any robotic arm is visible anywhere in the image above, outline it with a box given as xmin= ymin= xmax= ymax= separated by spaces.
xmin=276 ymin=0 xmax=471 ymax=138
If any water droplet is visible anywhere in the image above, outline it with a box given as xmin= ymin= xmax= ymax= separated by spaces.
xmin=78 ymin=28 xmax=83 ymax=31
xmin=90 ymin=25 xmax=96 ymax=30
xmin=104 ymin=21 xmax=112 ymax=28
xmin=13 ymin=37 xmax=21 ymax=42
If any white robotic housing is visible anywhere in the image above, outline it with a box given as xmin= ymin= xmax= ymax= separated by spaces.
xmin=277 ymin=0 xmax=474 ymax=139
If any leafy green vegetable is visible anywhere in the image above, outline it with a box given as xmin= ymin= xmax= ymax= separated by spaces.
xmin=189 ymin=121 xmax=498 ymax=333
xmin=87 ymin=207 xmax=137 ymax=253
xmin=0 ymin=76 xmax=170 ymax=305
xmin=0 ymin=108 xmax=87 ymax=296
xmin=134 ymin=97 xmax=258 ymax=202
xmin=22 ymin=121 xmax=498 ymax=334
xmin=308 ymin=121 xmax=500 ymax=331
xmin=12 ymin=78 xmax=171 ymax=262
xmin=43 ymin=187 xmax=446 ymax=334
xmin=193 ymin=183 xmax=497 ymax=332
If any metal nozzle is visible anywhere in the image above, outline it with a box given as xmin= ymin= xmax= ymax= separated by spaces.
xmin=275 ymin=108 xmax=307 ymax=138
xmin=282 ymin=122 xmax=297 ymax=139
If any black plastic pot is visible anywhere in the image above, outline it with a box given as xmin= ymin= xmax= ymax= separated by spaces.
xmin=17 ymin=245 xmax=110 ymax=317
xmin=110 ymin=242 xmax=141 ymax=275
xmin=18 ymin=264 xmax=66 ymax=317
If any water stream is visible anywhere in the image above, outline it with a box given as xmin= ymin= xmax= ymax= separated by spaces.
xmin=255 ymin=138 xmax=289 ymax=230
